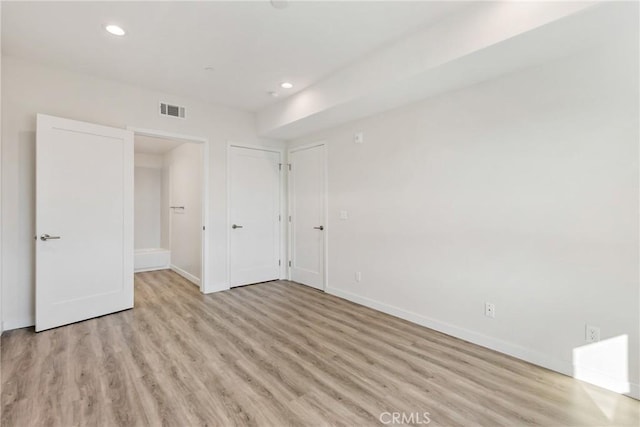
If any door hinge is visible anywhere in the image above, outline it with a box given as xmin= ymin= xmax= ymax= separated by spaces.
xmin=288 ymin=261 xmax=292 ymax=267
xmin=203 ymin=226 xmax=205 ymax=231
xmin=279 ymin=163 xmax=282 ymax=171
xmin=288 ymin=215 xmax=291 ymax=222
xmin=279 ymin=260 xmax=281 ymax=266
xmin=288 ymin=163 xmax=292 ymax=171
xmin=279 ymin=214 xmax=281 ymax=222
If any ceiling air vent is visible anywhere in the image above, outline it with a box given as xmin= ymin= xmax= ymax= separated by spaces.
xmin=159 ymin=102 xmax=186 ymax=119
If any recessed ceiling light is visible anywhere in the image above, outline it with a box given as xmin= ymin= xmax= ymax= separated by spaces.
xmin=105 ymin=24 xmax=126 ymax=36
xmin=268 ymin=91 xmax=280 ymax=98
xmin=280 ymin=82 xmax=293 ymax=89
xmin=204 ymin=66 xmax=214 ymax=72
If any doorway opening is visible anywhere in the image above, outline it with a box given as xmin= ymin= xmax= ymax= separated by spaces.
xmin=131 ymin=128 xmax=209 ymax=292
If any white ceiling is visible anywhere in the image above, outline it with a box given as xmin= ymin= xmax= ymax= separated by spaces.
xmin=134 ymin=135 xmax=184 ymax=154
xmin=2 ymin=1 xmax=469 ymax=111
xmin=257 ymin=1 xmax=636 ymax=139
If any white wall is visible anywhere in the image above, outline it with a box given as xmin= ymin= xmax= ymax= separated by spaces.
xmin=134 ymin=152 xmax=164 ymax=250
xmin=161 ymin=159 xmax=171 ymax=251
xmin=135 ymin=152 xmax=163 ymax=169
xmin=289 ymin=44 xmax=639 ymax=398
xmin=134 ymin=167 xmax=162 ymax=249
xmin=1 ymin=55 xmax=283 ymax=329
xmin=164 ymin=143 xmax=203 ymax=282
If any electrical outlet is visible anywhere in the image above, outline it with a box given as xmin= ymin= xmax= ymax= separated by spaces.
xmin=585 ymin=324 xmax=600 ymax=343
xmin=484 ymin=302 xmax=496 ymax=318
xmin=355 ymin=272 xmax=362 ymax=282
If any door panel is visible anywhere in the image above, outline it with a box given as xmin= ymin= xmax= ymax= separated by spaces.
xmin=229 ymin=146 xmax=281 ymax=287
xmin=289 ymin=144 xmax=326 ymax=290
xmin=36 ymin=114 xmax=133 ymax=331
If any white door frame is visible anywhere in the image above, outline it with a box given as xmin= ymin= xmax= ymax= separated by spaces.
xmin=226 ymin=142 xmax=287 ymax=285
xmin=287 ymin=141 xmax=329 ymax=291
xmin=127 ymin=126 xmax=211 ymax=294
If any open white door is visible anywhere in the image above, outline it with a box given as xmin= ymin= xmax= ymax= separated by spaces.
xmin=36 ymin=114 xmax=134 ymax=332
xmin=229 ymin=145 xmax=281 ymax=287
xmin=289 ymin=144 xmax=326 ymax=290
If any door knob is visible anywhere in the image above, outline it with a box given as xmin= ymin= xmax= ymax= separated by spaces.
xmin=313 ymin=226 xmax=324 ymax=231
xmin=40 ymin=234 xmax=61 ymax=241
xmin=232 ymin=224 xmax=243 ymax=229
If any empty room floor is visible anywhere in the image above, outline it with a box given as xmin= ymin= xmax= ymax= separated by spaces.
xmin=1 ymin=270 xmax=638 ymax=426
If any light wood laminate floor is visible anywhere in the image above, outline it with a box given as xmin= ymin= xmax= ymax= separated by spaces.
xmin=1 ymin=270 xmax=638 ymax=426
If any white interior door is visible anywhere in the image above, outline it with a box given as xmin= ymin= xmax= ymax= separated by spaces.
xmin=36 ymin=114 xmax=134 ymax=332
xmin=289 ymin=144 xmax=326 ymax=290
xmin=229 ymin=146 xmax=281 ymax=287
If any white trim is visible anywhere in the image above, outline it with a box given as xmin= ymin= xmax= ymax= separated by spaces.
xmin=287 ymin=141 xmax=329 ymax=291
xmin=2 ymin=317 xmax=35 ymax=331
xmin=170 ymin=264 xmax=201 ymax=287
xmin=126 ymin=126 xmax=206 ymax=144
xmin=279 ymin=152 xmax=287 ymax=280
xmin=322 ymin=143 xmax=329 ymax=291
xmin=201 ymin=140 xmax=211 ymax=293
xmin=226 ymin=142 xmax=286 ymax=287
xmin=134 ymin=266 xmax=171 ymax=274
xmin=326 ymin=286 xmax=640 ymax=401
xmin=573 ymin=363 xmax=640 ymax=399
xmin=226 ymin=143 xmax=231 ymax=288
xmin=128 ymin=127 xmax=212 ymax=294
xmin=228 ymin=142 xmax=283 ymax=154
xmin=630 ymin=384 xmax=640 ymax=401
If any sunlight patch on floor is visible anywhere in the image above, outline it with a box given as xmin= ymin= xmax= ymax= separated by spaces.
xmin=573 ymin=334 xmax=630 ymax=420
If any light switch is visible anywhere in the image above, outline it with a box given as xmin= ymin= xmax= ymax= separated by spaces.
xmin=339 ymin=210 xmax=349 ymax=220
xmin=354 ymin=132 xmax=364 ymax=144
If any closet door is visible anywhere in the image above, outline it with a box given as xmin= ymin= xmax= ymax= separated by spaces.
xmin=228 ymin=146 xmax=281 ymax=287
xmin=288 ymin=144 xmax=326 ymax=290
xmin=35 ymin=114 xmax=134 ymax=331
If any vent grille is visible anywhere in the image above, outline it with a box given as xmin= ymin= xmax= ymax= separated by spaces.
xmin=159 ymin=102 xmax=186 ymax=119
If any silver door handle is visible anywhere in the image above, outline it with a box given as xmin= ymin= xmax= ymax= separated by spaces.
xmin=232 ymin=224 xmax=243 ymax=229
xmin=313 ymin=226 xmax=324 ymax=231
xmin=40 ymin=234 xmax=61 ymax=241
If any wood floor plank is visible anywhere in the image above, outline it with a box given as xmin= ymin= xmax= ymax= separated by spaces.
xmin=1 ymin=270 xmax=638 ymax=426
xmin=243 ymin=283 xmax=572 ymax=425
xmin=229 ymin=285 xmax=507 ymax=426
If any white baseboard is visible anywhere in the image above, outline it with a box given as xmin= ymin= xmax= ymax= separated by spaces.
xmin=326 ymin=286 xmax=640 ymax=401
xmin=134 ymin=266 xmax=171 ymax=273
xmin=203 ymin=281 xmax=230 ymax=294
xmin=630 ymin=383 xmax=640 ymax=400
xmin=3 ymin=317 xmax=35 ymax=331
xmin=573 ymin=363 xmax=640 ymax=399
xmin=170 ymin=265 xmax=201 ymax=287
